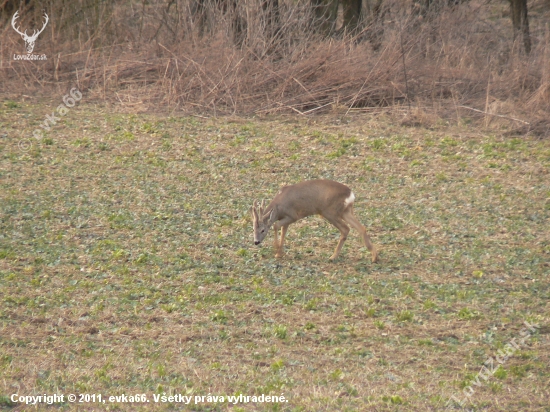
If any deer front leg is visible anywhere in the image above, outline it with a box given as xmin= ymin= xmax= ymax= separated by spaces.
xmin=277 ymin=225 xmax=289 ymax=257
xmin=273 ymin=225 xmax=281 ymax=256
xmin=272 ymin=217 xmax=295 ymax=258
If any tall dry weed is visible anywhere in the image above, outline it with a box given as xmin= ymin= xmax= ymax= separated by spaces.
xmin=0 ymin=0 xmax=548 ymax=129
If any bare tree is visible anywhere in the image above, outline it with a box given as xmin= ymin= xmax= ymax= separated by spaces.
xmin=0 ymin=0 xmax=32 ymax=19
xmin=340 ymin=0 xmax=362 ymax=33
xmin=509 ymin=0 xmax=531 ymax=54
xmin=191 ymin=0 xmax=246 ymax=45
xmin=261 ymin=0 xmax=280 ymax=39
xmin=310 ymin=0 xmax=363 ymax=36
xmin=363 ymin=0 xmax=386 ymax=49
xmin=310 ymin=0 xmax=339 ymax=35
xmin=412 ymin=0 xmax=469 ymax=18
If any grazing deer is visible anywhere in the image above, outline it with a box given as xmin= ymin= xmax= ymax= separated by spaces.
xmin=251 ymin=179 xmax=377 ymax=262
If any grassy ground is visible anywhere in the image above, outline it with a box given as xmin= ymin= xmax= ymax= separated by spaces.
xmin=0 ymin=99 xmax=549 ymax=411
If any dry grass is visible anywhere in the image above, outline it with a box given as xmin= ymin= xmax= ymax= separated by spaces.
xmin=0 ymin=100 xmax=549 ymax=410
xmin=0 ymin=0 xmax=549 ymax=130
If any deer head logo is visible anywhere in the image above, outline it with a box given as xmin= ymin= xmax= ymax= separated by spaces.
xmin=12 ymin=11 xmax=49 ymax=54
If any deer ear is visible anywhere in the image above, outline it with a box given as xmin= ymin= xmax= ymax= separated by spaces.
xmin=267 ymin=207 xmax=277 ymax=223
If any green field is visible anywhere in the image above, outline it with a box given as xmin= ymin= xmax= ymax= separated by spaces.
xmin=0 ymin=100 xmax=549 ymax=411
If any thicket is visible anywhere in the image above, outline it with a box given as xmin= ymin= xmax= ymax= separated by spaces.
xmin=1 ymin=0 xmax=549 ymax=133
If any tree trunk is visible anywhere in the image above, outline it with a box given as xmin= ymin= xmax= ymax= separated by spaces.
xmin=311 ymin=0 xmax=339 ymax=36
xmin=262 ymin=0 xmax=280 ymax=39
xmin=510 ymin=0 xmax=531 ymax=54
xmin=412 ymin=0 xmax=431 ymax=18
xmin=341 ymin=0 xmax=362 ymax=33
xmin=192 ymin=0 xmax=245 ymax=46
xmin=364 ymin=0 xmax=385 ymax=50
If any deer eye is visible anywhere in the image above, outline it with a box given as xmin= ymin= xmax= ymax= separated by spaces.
xmin=261 ymin=229 xmax=265 ymax=233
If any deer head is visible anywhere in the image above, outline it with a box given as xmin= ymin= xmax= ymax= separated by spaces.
xmin=251 ymin=199 xmax=276 ymax=245
xmin=12 ymin=11 xmax=49 ymax=54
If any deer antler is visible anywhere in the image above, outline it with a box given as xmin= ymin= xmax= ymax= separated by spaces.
xmin=11 ymin=11 xmax=48 ymax=39
xmin=32 ymin=13 xmax=50 ymax=38
xmin=31 ymin=12 xmax=49 ymax=40
xmin=11 ymin=11 xmax=26 ymax=37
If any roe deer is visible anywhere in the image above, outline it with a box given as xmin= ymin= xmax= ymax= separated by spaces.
xmin=251 ymin=179 xmax=377 ymax=262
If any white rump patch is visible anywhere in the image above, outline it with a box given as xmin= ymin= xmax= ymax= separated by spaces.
xmin=344 ymin=192 xmax=355 ymax=207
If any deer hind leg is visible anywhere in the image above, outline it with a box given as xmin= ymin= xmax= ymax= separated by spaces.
xmin=322 ymin=213 xmax=351 ymax=261
xmin=342 ymin=207 xmax=378 ymax=263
